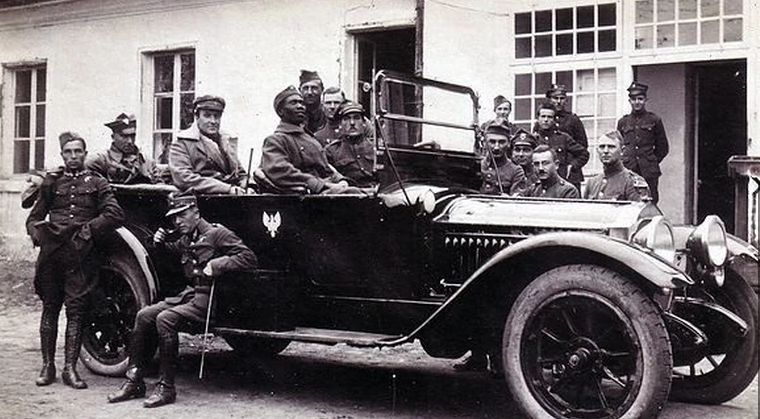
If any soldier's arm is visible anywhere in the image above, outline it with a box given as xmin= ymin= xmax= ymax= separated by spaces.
xmin=564 ymin=184 xmax=580 ymax=199
xmin=260 ymin=135 xmax=327 ymax=194
xmin=78 ymin=179 xmax=125 ymax=241
xmin=565 ymin=134 xmax=590 ymax=171
xmin=169 ymin=141 xmax=238 ymax=194
xmin=572 ymin=116 xmax=588 ymax=148
xmin=653 ymin=116 xmax=669 ymax=162
xmin=85 ymin=152 xmax=109 ymax=179
xmin=25 ymin=176 xmax=54 ymax=245
xmin=206 ymin=227 xmax=258 ymax=276
xmin=508 ymin=165 xmax=528 ymax=196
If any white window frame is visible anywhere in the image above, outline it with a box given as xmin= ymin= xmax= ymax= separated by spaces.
xmin=1 ymin=62 xmax=47 ymax=177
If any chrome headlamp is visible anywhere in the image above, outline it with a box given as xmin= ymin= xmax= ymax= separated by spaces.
xmin=687 ymin=215 xmax=728 ymax=268
xmin=632 ymin=216 xmax=676 ymax=264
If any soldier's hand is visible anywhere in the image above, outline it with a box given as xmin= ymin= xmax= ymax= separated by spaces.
xmin=153 ymin=227 xmax=168 ymax=244
xmin=322 ymin=181 xmax=348 ymax=195
xmin=229 ymin=185 xmax=254 ymax=195
xmin=202 ymin=263 xmax=213 ymax=277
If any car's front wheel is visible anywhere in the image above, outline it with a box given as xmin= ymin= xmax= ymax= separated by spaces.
xmin=80 ymin=252 xmax=151 ymax=376
xmin=502 ymin=264 xmax=672 ymax=419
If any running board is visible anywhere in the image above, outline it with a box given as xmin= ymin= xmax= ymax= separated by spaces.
xmin=213 ymin=327 xmax=406 ymax=348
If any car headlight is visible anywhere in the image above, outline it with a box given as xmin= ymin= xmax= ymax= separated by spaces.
xmin=632 ymin=216 xmax=676 ymax=263
xmin=687 ymin=215 xmax=728 ymax=267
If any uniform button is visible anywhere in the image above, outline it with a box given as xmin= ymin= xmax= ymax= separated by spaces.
xmin=69 ymin=214 xmax=74 ymax=218
xmin=70 ymin=204 xmax=75 ymax=208
xmin=602 ymin=179 xmax=607 ymax=183
xmin=71 ymin=194 xmax=75 ymax=198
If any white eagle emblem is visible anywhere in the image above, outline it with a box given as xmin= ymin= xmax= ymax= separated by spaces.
xmin=262 ymin=211 xmax=281 ymax=238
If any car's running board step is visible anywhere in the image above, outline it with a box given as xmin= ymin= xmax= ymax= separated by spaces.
xmin=213 ymin=327 xmax=406 ymax=348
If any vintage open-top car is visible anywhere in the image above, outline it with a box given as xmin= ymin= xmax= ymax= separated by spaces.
xmin=80 ymin=71 xmax=758 ymax=419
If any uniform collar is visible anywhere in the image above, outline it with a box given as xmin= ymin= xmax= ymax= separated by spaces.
xmin=603 ymin=160 xmax=625 ymax=176
xmin=275 ymin=121 xmax=306 ymax=134
xmin=177 ymin=122 xmax=227 ymax=142
xmin=540 ymin=173 xmax=561 ymax=188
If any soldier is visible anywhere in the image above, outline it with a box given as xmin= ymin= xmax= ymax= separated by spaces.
xmin=617 ymin=82 xmax=669 ymax=204
xmin=169 ymin=95 xmax=250 ymax=194
xmin=479 ymin=123 xmax=527 ymax=195
xmin=534 ymin=102 xmax=589 ymax=191
xmin=509 ymin=128 xmax=539 ymax=188
xmin=476 ymin=95 xmax=515 ymax=156
xmin=545 ymin=84 xmax=589 ymax=189
xmin=324 ymin=101 xmax=377 ymax=188
xmin=299 ymin=70 xmax=328 ymax=134
xmin=584 ymin=130 xmax=650 ymax=201
xmin=107 ymin=193 xmax=257 ymax=408
xmin=86 ymin=113 xmax=156 ymax=184
xmin=314 ymin=87 xmax=346 ymax=147
xmin=525 ymin=145 xmax=580 ymax=199
xmin=259 ymin=86 xmax=359 ymax=194
xmin=26 ymin=132 xmax=125 ymax=389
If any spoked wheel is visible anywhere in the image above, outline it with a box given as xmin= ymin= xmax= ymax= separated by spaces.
xmin=670 ymin=272 xmax=759 ymax=404
xmin=503 ymin=265 xmax=672 ymax=419
xmin=80 ymin=253 xmax=150 ymax=376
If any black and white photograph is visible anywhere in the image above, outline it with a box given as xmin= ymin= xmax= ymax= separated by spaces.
xmin=0 ymin=0 xmax=757 ymax=418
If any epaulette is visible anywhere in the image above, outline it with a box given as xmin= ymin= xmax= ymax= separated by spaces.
xmin=45 ymin=166 xmax=64 ymax=178
xmin=325 ymin=139 xmax=343 ymax=149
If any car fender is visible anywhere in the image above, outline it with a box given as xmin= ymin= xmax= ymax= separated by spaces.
xmin=407 ymin=232 xmax=691 ymax=342
xmin=111 ymin=226 xmax=158 ymax=301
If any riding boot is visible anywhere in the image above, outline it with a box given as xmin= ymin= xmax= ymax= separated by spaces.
xmin=107 ymin=366 xmax=146 ymax=403
xmin=143 ymin=333 xmax=178 ymax=408
xmin=61 ymin=312 xmax=87 ymax=389
xmin=36 ymin=307 xmax=59 ymax=386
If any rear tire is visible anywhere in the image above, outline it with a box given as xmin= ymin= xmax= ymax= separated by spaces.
xmin=80 ymin=252 xmax=151 ymax=377
xmin=503 ymin=264 xmax=672 ymax=419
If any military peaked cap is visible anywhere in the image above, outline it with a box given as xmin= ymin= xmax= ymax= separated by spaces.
xmin=104 ymin=113 xmax=137 ymax=135
xmin=627 ymin=82 xmax=649 ymax=96
xmin=546 ymin=84 xmax=568 ymax=98
xmin=193 ymin=95 xmax=226 ymax=112
xmin=510 ymin=128 xmax=538 ymax=148
xmin=165 ymin=191 xmax=197 ymax=217
xmin=337 ymin=101 xmax=364 ymax=118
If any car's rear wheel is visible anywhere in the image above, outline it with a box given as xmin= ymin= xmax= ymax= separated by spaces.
xmin=222 ymin=335 xmax=291 ymax=358
xmin=80 ymin=252 xmax=150 ymax=377
xmin=502 ymin=264 xmax=672 ymax=419
xmin=669 ymin=272 xmax=759 ymax=404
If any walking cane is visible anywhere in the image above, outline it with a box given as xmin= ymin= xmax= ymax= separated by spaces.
xmin=199 ymin=279 xmax=216 ymax=380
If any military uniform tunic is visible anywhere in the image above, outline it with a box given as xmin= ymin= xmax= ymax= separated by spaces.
xmin=325 ymin=135 xmax=377 ymax=188
xmin=86 ymin=145 xmax=156 ymax=184
xmin=305 ymin=105 xmax=328 ymax=134
xmin=525 ymin=175 xmax=579 ymax=199
xmin=617 ymin=110 xmax=669 ymax=179
xmin=26 ymin=168 xmax=124 ymax=302
xmin=554 ymin=110 xmax=588 ymax=184
xmin=534 ymin=128 xmax=589 ymax=186
xmin=314 ymin=120 xmax=341 ymax=147
xmin=583 ymin=162 xmax=649 ymax=201
xmin=480 ymin=156 xmax=527 ymax=195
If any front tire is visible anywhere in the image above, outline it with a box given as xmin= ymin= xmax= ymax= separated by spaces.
xmin=80 ymin=252 xmax=151 ymax=376
xmin=503 ymin=264 xmax=672 ymax=419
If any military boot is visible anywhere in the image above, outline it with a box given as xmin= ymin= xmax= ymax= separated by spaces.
xmin=107 ymin=367 xmax=146 ymax=403
xmin=143 ymin=382 xmax=176 ymax=408
xmin=35 ymin=309 xmax=58 ymax=386
xmin=143 ymin=333 xmax=178 ymax=408
xmin=61 ymin=315 xmax=87 ymax=389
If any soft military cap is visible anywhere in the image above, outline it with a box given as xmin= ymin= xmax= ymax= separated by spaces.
xmin=299 ymin=70 xmax=322 ymax=87
xmin=510 ymin=128 xmax=538 ymax=148
xmin=484 ymin=122 xmax=511 ymax=137
xmin=105 ymin=113 xmax=137 ymax=135
xmin=627 ymin=82 xmax=649 ymax=97
xmin=600 ymin=129 xmax=625 ymax=143
xmin=193 ymin=95 xmax=226 ymax=112
xmin=546 ymin=84 xmax=568 ymax=98
xmin=273 ymin=86 xmax=302 ymax=112
xmin=493 ymin=95 xmax=508 ymax=110
xmin=337 ymin=101 xmax=364 ymax=118
xmin=165 ymin=192 xmax=197 ymax=217
xmin=58 ymin=131 xmax=85 ymax=149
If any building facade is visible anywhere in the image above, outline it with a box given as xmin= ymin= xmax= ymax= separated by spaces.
xmin=0 ymin=0 xmax=757 ymax=245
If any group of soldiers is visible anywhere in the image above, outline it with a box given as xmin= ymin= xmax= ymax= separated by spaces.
xmin=23 ymin=69 xmax=669 ymax=406
xmin=476 ymin=81 xmax=668 ymax=207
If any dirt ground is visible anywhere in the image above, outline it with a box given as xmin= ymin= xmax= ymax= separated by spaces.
xmin=0 ymin=248 xmax=757 ymax=419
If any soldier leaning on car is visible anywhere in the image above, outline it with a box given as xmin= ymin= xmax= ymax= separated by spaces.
xmin=525 ymin=145 xmax=580 ymax=199
xmin=27 ymin=132 xmax=125 ymax=390
xmin=169 ymin=95 xmax=250 ymax=195
xmin=107 ymin=192 xmax=257 ymax=408
xmin=584 ymin=130 xmax=650 ymax=201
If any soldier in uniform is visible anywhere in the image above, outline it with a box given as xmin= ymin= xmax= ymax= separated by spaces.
xmin=617 ymin=82 xmax=669 ymax=204
xmin=525 ymin=145 xmax=580 ymax=199
xmin=169 ymin=95 xmax=250 ymax=194
xmin=107 ymin=193 xmax=257 ymax=408
xmin=584 ymin=130 xmax=650 ymax=201
xmin=545 ymin=84 xmax=589 ymax=189
xmin=509 ymin=128 xmax=539 ymax=188
xmin=324 ymin=101 xmax=377 ymax=188
xmin=26 ymin=132 xmax=125 ymax=389
xmin=314 ymin=87 xmax=346 ymax=147
xmin=479 ymin=123 xmax=527 ymax=195
xmin=476 ymin=95 xmax=515 ymax=156
xmin=259 ymin=86 xmax=359 ymax=194
xmin=534 ymin=102 xmax=589 ymax=191
xmin=86 ymin=113 xmax=156 ymax=184
xmin=299 ymin=70 xmax=328 ymax=134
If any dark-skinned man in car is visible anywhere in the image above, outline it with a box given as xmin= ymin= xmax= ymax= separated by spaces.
xmin=325 ymin=101 xmax=377 ymax=188
xmin=27 ymin=132 xmax=125 ymax=389
xmin=169 ymin=95 xmax=251 ymax=194
xmin=107 ymin=193 xmax=257 ymax=408
xmin=584 ymin=130 xmax=650 ymax=201
xmin=259 ymin=86 xmax=363 ymax=194
xmin=617 ymin=82 xmax=669 ymax=204
xmin=525 ymin=145 xmax=580 ymax=199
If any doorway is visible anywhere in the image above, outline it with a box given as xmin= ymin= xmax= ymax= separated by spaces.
xmin=354 ymin=27 xmax=416 ymax=111
xmin=694 ymin=61 xmax=747 ymax=232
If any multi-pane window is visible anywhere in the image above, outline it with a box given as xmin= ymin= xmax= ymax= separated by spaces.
xmin=513 ymin=67 xmax=617 ymax=175
xmin=152 ymin=51 xmax=195 ymax=163
xmin=634 ymin=0 xmax=743 ymax=49
xmin=13 ymin=66 xmax=46 ymax=174
xmin=515 ymin=3 xmax=617 ymax=59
